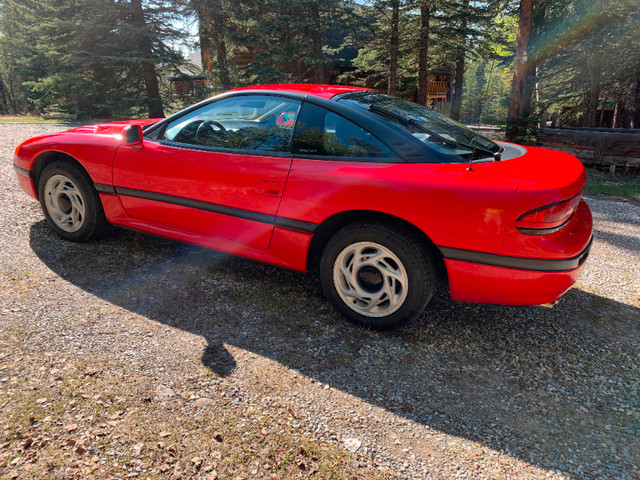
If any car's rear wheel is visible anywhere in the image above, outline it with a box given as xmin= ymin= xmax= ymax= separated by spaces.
xmin=320 ymin=223 xmax=435 ymax=330
xmin=38 ymin=161 xmax=109 ymax=242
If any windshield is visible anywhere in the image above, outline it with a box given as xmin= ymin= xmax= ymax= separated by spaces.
xmin=337 ymin=91 xmax=501 ymax=160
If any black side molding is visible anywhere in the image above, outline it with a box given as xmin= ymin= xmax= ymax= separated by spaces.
xmin=94 ymin=183 xmax=116 ymax=194
xmin=439 ymin=237 xmax=592 ymax=273
xmin=107 ymin=185 xmax=319 ymax=235
xmin=116 ymin=186 xmax=276 ymax=225
xmin=13 ymin=164 xmax=31 ymax=178
xmin=275 ymin=217 xmax=317 ymax=233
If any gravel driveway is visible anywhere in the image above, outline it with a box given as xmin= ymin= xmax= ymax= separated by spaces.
xmin=1 ymin=123 xmax=639 ymax=479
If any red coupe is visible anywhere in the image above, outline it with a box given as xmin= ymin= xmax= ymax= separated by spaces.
xmin=13 ymin=84 xmax=593 ymax=329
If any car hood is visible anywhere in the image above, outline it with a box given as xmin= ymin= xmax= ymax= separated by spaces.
xmin=65 ymin=118 xmax=162 ymax=136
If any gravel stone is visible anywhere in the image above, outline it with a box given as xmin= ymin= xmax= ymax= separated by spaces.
xmin=155 ymin=385 xmax=176 ymax=402
xmin=344 ymin=437 xmax=362 ymax=453
xmin=195 ymin=397 xmax=214 ymax=407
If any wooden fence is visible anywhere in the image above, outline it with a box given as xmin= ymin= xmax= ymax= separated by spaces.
xmin=536 ymin=126 xmax=640 ymax=173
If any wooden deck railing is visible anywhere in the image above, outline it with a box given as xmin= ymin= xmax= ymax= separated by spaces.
xmin=536 ymin=127 xmax=640 ymax=172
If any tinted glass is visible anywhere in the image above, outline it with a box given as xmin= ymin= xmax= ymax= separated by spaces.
xmin=292 ymin=103 xmax=392 ymax=159
xmin=338 ymin=92 xmax=501 ymax=160
xmin=162 ymin=95 xmax=301 ymax=153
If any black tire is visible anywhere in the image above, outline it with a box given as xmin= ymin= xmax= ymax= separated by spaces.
xmin=37 ymin=160 xmax=109 ymax=242
xmin=320 ymin=222 xmax=435 ymax=330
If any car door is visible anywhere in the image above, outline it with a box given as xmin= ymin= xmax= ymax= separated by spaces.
xmin=112 ymin=95 xmax=302 ymax=249
xmin=276 ymin=101 xmax=401 ymax=226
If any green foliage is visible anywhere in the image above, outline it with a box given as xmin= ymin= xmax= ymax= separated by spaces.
xmin=528 ymin=0 xmax=640 ymax=124
xmin=2 ymin=0 xmax=639 ymax=128
xmin=0 ymin=0 xmax=189 ymax=117
xmin=504 ymin=115 xmax=538 ymax=145
xmin=460 ymin=59 xmax=512 ymax=125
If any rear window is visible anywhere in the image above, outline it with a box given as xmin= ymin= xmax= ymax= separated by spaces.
xmin=338 ymin=92 xmax=501 ymax=162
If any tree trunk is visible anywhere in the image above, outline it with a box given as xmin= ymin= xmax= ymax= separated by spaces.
xmin=450 ymin=54 xmax=465 ymax=120
xmin=5 ymin=74 xmax=18 ymax=115
xmin=309 ymin=1 xmax=325 ymax=83
xmin=583 ymin=55 xmax=601 ymax=127
xmin=520 ymin=60 xmax=536 ymax=118
xmin=131 ymin=0 xmax=164 ymax=118
xmin=612 ymin=101 xmax=624 ymax=129
xmin=0 ymin=77 xmax=7 ymax=114
xmin=416 ymin=1 xmax=430 ymax=106
xmin=196 ymin=0 xmax=213 ymax=74
xmin=507 ymin=0 xmax=533 ymax=122
xmin=449 ymin=0 xmax=468 ymax=120
xmin=388 ymin=0 xmax=399 ymax=96
xmin=634 ymin=79 xmax=640 ymax=129
xmin=210 ymin=0 xmax=230 ymax=89
xmin=196 ymin=0 xmax=230 ymax=88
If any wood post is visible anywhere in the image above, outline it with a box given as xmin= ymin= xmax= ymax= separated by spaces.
xmin=540 ymin=112 xmax=548 ymax=128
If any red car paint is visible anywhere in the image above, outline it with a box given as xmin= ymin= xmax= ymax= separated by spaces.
xmin=13 ymin=85 xmax=592 ymax=308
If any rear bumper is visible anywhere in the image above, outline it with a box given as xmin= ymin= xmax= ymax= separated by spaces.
xmin=444 ymin=244 xmax=589 ymax=305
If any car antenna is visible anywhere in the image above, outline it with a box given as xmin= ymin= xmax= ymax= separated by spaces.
xmin=467 ymin=146 xmax=477 ymax=171
xmin=468 ymin=150 xmax=501 ymax=171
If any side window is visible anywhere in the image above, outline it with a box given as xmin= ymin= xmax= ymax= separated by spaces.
xmin=292 ymin=103 xmax=393 ymax=159
xmin=161 ymin=95 xmax=301 ymax=153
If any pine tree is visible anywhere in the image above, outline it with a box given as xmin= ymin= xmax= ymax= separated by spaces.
xmin=0 ymin=0 xmax=188 ymax=117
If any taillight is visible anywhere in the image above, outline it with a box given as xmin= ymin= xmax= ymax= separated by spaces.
xmin=516 ymin=193 xmax=582 ymax=235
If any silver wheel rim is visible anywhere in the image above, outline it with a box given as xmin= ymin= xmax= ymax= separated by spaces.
xmin=333 ymin=241 xmax=409 ymax=317
xmin=43 ymin=174 xmax=85 ymax=232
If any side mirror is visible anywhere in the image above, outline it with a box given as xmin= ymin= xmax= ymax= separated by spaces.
xmin=122 ymin=125 xmax=143 ymax=148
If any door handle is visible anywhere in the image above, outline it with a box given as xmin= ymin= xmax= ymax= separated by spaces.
xmin=253 ymin=181 xmax=284 ymax=197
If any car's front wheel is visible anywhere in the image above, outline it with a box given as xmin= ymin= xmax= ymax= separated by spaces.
xmin=38 ymin=160 xmax=109 ymax=242
xmin=320 ymin=223 xmax=435 ymax=330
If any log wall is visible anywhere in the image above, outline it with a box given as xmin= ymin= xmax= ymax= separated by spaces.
xmin=536 ymin=128 xmax=640 ymax=169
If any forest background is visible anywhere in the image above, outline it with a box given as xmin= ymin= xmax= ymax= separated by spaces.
xmin=1 ymin=0 xmax=639 ymax=142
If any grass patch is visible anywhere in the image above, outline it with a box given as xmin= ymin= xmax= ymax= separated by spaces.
xmin=584 ymin=168 xmax=640 ymax=203
xmin=0 ymin=115 xmax=80 ymax=124
xmin=0 ymin=115 xmax=121 ymax=125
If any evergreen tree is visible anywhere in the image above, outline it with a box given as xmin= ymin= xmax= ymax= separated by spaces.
xmin=0 ymin=0 xmax=47 ymax=113
xmin=0 ymin=0 xmax=187 ymax=117
xmin=192 ymin=0 xmax=231 ymax=89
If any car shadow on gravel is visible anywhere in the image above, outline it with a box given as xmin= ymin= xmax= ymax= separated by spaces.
xmin=29 ymin=221 xmax=639 ymax=479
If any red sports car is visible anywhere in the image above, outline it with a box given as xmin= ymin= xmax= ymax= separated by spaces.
xmin=13 ymin=84 xmax=593 ymax=329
